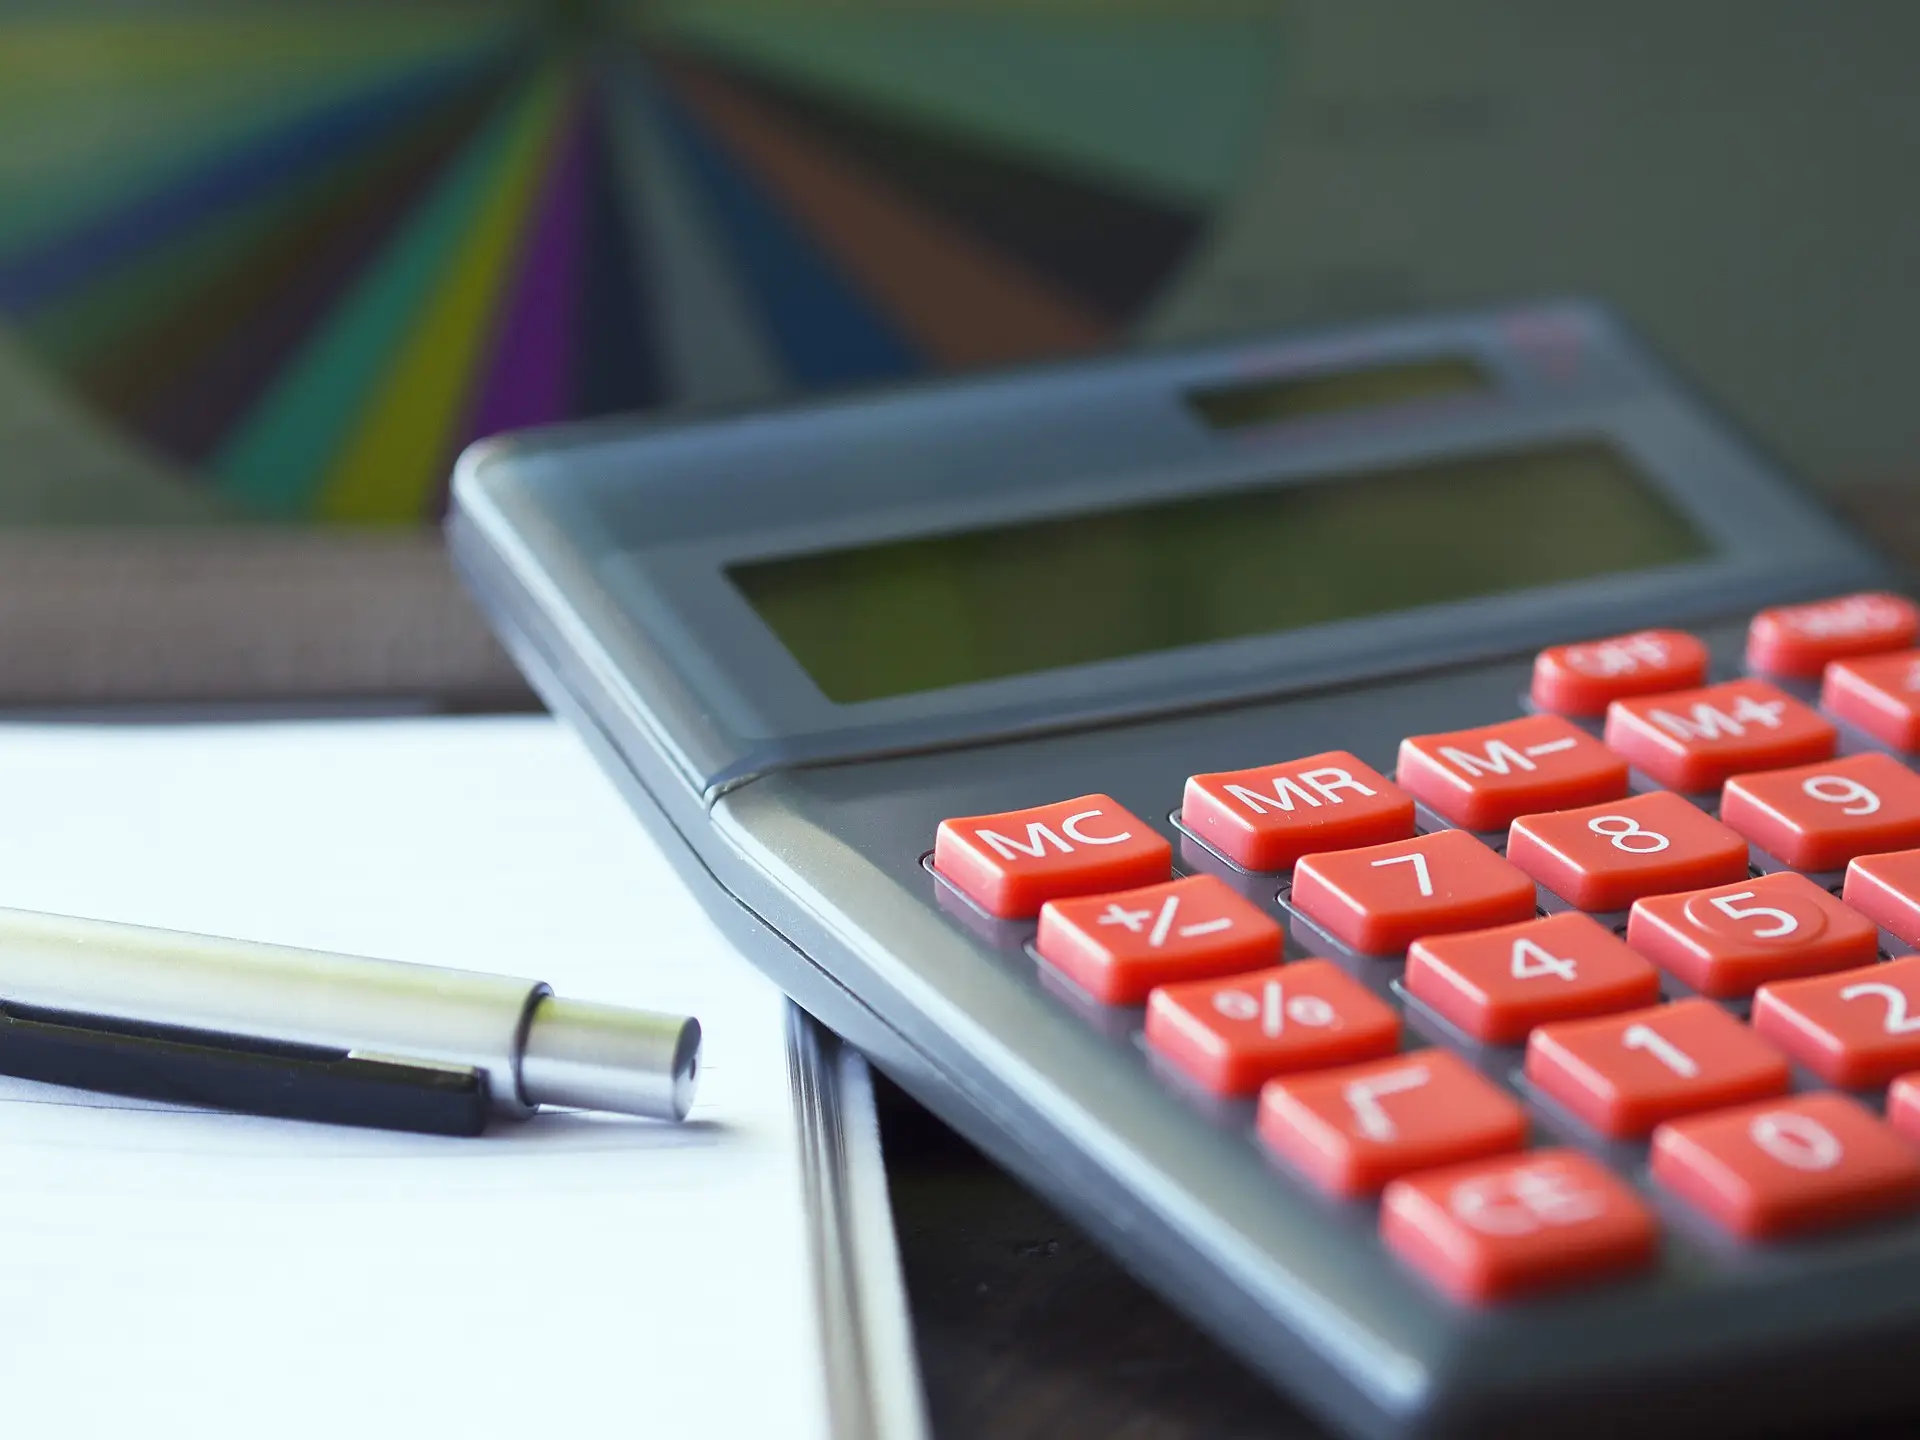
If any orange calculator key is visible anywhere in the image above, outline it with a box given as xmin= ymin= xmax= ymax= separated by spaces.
xmin=1397 ymin=715 xmax=1628 ymax=831
xmin=1753 ymin=957 xmax=1920 ymax=1088
xmin=1289 ymin=830 xmax=1537 ymax=955
xmin=1145 ymin=960 xmax=1399 ymax=1095
xmin=1381 ymin=1149 xmax=1658 ymax=1303
xmin=1747 ymin=591 xmax=1920 ymax=680
xmin=935 ymin=793 xmax=1170 ymax=918
xmin=1822 ymin=649 xmax=1920 ymax=751
xmin=1405 ymin=912 xmax=1660 ymax=1045
xmin=1525 ymin=999 xmax=1790 ymax=1138
xmin=1531 ymin=629 xmax=1711 ymax=719
xmin=1626 ymin=872 xmax=1878 ymax=998
xmin=1842 ymin=849 xmax=1920 ymax=948
xmin=1181 ymin=751 xmax=1413 ymax=871
xmin=1652 ymin=1094 xmax=1920 ymax=1240
xmin=1604 ymin=679 xmax=1835 ymax=793
xmin=1505 ymin=791 xmax=1749 ymax=913
xmin=1036 ymin=875 xmax=1280 ymax=1005
xmin=1258 ymin=1049 xmax=1527 ymax=1199
xmin=1720 ymin=753 xmax=1920 ymax=871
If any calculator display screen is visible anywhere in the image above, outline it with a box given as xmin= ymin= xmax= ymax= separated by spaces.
xmin=729 ymin=441 xmax=1711 ymax=703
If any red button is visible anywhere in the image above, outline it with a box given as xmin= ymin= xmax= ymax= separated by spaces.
xmin=1145 ymin=960 xmax=1399 ymax=1095
xmin=1605 ymin=680 xmax=1836 ymax=793
xmin=1652 ymin=1093 xmax=1920 ymax=1239
xmin=1626 ymin=872 xmax=1878 ymax=998
xmin=1505 ymin=791 xmax=1749 ymax=912
xmin=1525 ymin=999 xmax=1790 ymax=1138
xmin=1886 ymin=1072 xmax=1920 ymax=1144
xmin=1181 ymin=751 xmax=1413 ymax=871
xmin=1822 ymin=649 xmax=1920 ymax=751
xmin=1747 ymin=591 xmax=1920 ymax=680
xmin=1396 ymin=715 xmax=1628 ymax=831
xmin=1842 ymin=849 xmax=1920 ymax=948
xmin=1381 ymin=1148 xmax=1658 ymax=1303
xmin=1258 ymin=1049 xmax=1527 ymax=1199
xmin=1753 ymin=957 xmax=1920 ymax=1088
xmin=1531 ymin=629 xmax=1711 ymax=718
xmin=1289 ymin=830 xmax=1537 ymax=955
xmin=1720 ymin=752 xmax=1920 ymax=871
xmin=935 ymin=794 xmax=1170 ymax=918
xmin=1036 ymin=875 xmax=1280 ymax=1005
xmin=1405 ymin=912 xmax=1661 ymax=1045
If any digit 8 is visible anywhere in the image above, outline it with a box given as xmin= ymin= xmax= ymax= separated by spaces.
xmin=1587 ymin=814 xmax=1670 ymax=853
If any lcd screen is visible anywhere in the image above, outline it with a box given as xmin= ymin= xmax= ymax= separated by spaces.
xmin=729 ymin=441 xmax=1711 ymax=703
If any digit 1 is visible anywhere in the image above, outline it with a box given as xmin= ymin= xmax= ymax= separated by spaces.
xmin=1622 ymin=1023 xmax=1699 ymax=1079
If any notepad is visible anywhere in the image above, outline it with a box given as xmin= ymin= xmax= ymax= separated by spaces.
xmin=0 ymin=717 xmax=875 ymax=1437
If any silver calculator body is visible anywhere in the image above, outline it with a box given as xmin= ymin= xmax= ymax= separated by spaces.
xmin=448 ymin=303 xmax=1916 ymax=1438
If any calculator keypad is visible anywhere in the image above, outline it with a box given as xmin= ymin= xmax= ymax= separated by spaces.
xmin=926 ymin=590 xmax=1920 ymax=1304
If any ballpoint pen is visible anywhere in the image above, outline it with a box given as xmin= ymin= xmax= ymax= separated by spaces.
xmin=0 ymin=904 xmax=700 ymax=1136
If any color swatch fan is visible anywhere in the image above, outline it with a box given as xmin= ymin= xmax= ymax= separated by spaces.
xmin=0 ymin=1 xmax=1283 ymax=525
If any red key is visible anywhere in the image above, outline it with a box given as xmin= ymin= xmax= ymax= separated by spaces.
xmin=1181 ymin=751 xmax=1412 ymax=871
xmin=935 ymin=794 xmax=1170 ymax=918
xmin=1754 ymin=957 xmax=1920 ymax=1088
xmin=1604 ymin=679 xmax=1835 ymax=793
xmin=1842 ymin=849 xmax=1920 ymax=948
xmin=1823 ymin=649 xmax=1920 ymax=751
xmin=1258 ymin=1049 xmax=1526 ymax=1199
xmin=1887 ymin=1073 xmax=1920 ymax=1144
xmin=1505 ymin=791 xmax=1749 ymax=912
xmin=1381 ymin=1149 xmax=1658 ymax=1303
xmin=1036 ymin=875 xmax=1280 ymax=1005
xmin=1652 ymin=1093 xmax=1920 ymax=1239
xmin=1525 ymin=999 xmax=1790 ymax=1138
xmin=1289 ymin=830 xmax=1536 ymax=955
xmin=1145 ymin=960 xmax=1398 ymax=1095
xmin=1720 ymin=752 xmax=1920 ymax=871
xmin=1396 ymin=715 xmax=1627 ymax=831
xmin=1405 ymin=912 xmax=1660 ymax=1045
xmin=1626 ymin=872 xmax=1878 ymax=998
xmin=1747 ymin=591 xmax=1920 ymax=680
xmin=1531 ymin=629 xmax=1710 ymax=719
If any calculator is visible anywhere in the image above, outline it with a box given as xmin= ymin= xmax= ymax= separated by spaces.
xmin=448 ymin=302 xmax=1920 ymax=1439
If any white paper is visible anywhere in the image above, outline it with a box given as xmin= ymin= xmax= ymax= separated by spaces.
xmin=0 ymin=717 xmax=828 ymax=1439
